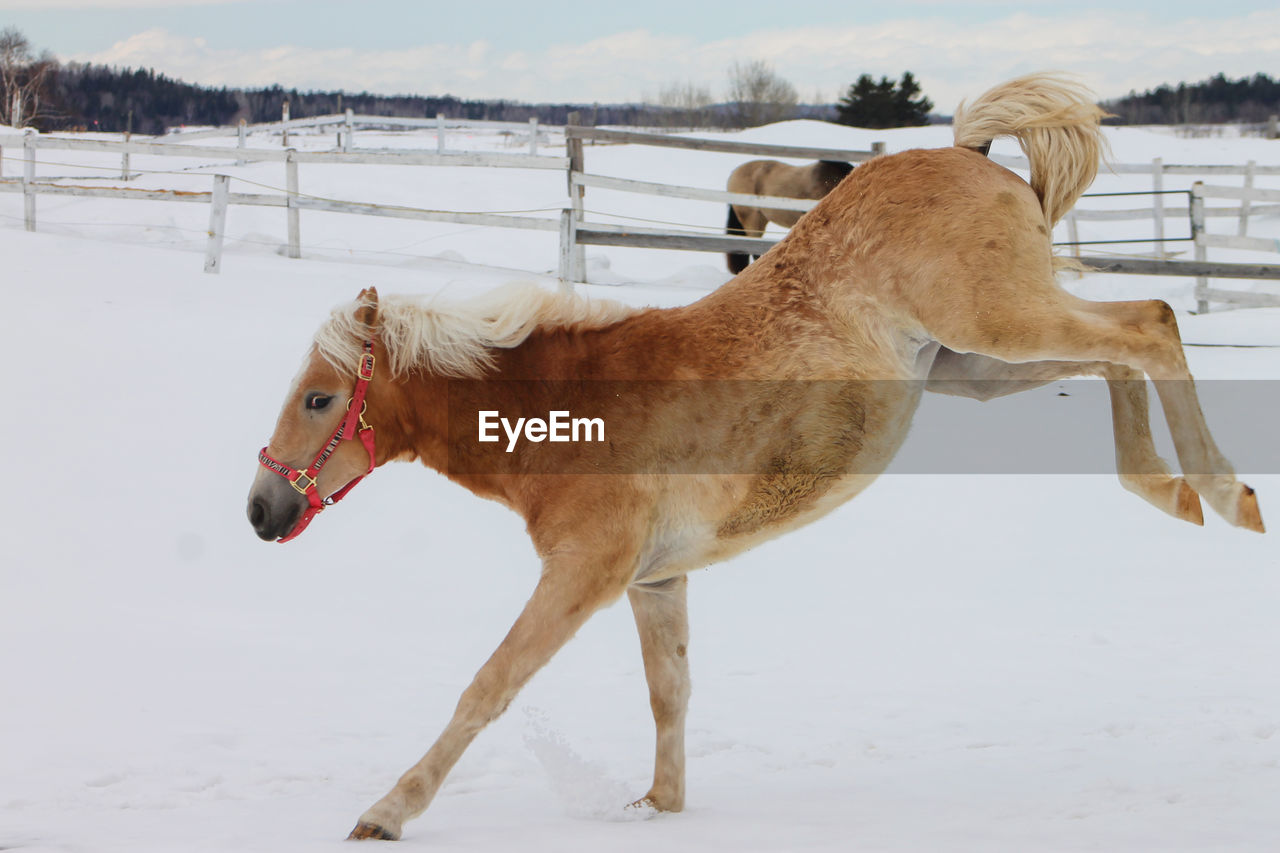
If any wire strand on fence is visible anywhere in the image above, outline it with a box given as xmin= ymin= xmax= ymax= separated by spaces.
xmin=1081 ymin=190 xmax=1192 ymax=198
xmin=1056 ymin=237 xmax=1196 ymax=246
xmin=579 ymin=209 xmax=733 ymax=232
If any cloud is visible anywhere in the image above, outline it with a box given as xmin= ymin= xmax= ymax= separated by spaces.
xmin=62 ymin=10 xmax=1280 ymax=109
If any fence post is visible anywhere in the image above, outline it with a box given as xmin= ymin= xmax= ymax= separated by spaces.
xmin=11 ymin=91 xmax=21 ymax=128
xmin=565 ymin=111 xmax=586 ymax=279
xmin=204 ymin=174 xmax=231 ymax=274
xmin=1151 ymin=157 xmax=1165 ymax=257
xmin=436 ymin=113 xmax=446 ymax=154
xmin=529 ymin=117 xmax=538 ymax=156
xmin=286 ymin=149 xmax=301 ymax=259
xmin=236 ymin=119 xmax=247 ymax=166
xmin=282 ymin=101 xmax=290 ymax=147
xmin=1191 ymin=182 xmax=1209 ymax=313
xmin=121 ymin=130 xmax=131 ymax=181
xmin=1066 ymin=212 xmax=1081 ymax=266
xmin=871 ymin=141 xmax=886 ymax=157
xmin=22 ymin=130 xmax=35 ymax=232
xmin=558 ymin=208 xmax=579 ymax=291
xmin=344 ymin=108 xmax=354 ymax=152
xmin=566 ymin=112 xmax=583 ymax=214
xmin=1238 ymin=160 xmax=1256 ymax=237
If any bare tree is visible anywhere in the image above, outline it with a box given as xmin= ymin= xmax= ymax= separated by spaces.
xmin=725 ymin=60 xmax=798 ymax=128
xmin=652 ymin=79 xmax=715 ymax=129
xmin=1 ymin=27 xmax=55 ymax=128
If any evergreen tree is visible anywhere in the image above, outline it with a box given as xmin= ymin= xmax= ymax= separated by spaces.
xmin=836 ymin=72 xmax=933 ymax=129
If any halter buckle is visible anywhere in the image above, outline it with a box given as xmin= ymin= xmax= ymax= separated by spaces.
xmin=290 ymin=472 xmax=317 ymax=495
xmin=347 ymin=397 xmax=371 ymax=432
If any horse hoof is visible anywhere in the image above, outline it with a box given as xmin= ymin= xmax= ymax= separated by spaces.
xmin=627 ymin=792 xmax=683 ymax=813
xmin=1237 ymin=485 xmax=1265 ymax=533
xmin=1175 ymin=480 xmax=1204 ymax=527
xmin=348 ymin=822 xmax=399 ymax=841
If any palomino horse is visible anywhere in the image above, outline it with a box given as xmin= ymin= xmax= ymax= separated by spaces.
xmin=247 ymin=74 xmax=1264 ymax=841
xmin=725 ymin=158 xmax=853 ymax=273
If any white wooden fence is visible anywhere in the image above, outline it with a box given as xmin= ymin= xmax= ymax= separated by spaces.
xmin=0 ymin=123 xmax=887 ymax=284
xmin=168 ymin=110 xmax=549 ymax=156
xmin=1188 ymin=182 xmax=1280 ymax=310
xmin=0 ymin=129 xmax=568 ymax=273
xmin=2 ymin=120 xmax=1279 ymax=311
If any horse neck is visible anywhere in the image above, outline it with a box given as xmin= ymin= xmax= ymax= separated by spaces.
xmin=368 ymin=370 xmax=449 ymax=469
xmin=369 ymin=364 xmax=532 ymax=505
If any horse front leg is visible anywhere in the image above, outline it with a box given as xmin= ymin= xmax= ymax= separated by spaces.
xmin=626 ymin=575 xmax=690 ymax=812
xmin=349 ymin=556 xmax=635 ymax=841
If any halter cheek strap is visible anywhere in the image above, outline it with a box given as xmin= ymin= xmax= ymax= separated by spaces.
xmin=258 ymin=340 xmax=377 ymax=543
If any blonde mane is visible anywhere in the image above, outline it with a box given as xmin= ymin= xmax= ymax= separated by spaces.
xmin=314 ymin=283 xmax=640 ymax=379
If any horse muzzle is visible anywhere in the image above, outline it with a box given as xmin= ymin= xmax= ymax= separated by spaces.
xmin=247 ymin=474 xmax=307 ymax=542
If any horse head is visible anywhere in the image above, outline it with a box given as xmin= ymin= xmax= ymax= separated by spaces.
xmin=247 ymin=287 xmax=381 ymax=542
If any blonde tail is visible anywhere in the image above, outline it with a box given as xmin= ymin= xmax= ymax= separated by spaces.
xmin=953 ymin=73 xmax=1108 ymax=228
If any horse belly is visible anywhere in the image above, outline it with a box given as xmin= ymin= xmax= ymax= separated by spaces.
xmin=706 ymin=378 xmax=924 ymax=549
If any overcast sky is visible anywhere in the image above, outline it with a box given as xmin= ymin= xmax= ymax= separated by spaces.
xmin=2 ymin=0 xmax=1277 ymax=110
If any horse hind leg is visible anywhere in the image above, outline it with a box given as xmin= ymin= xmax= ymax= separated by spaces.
xmin=1103 ymin=365 xmax=1203 ymax=525
xmin=926 ymin=350 xmax=1203 ymax=525
xmin=929 ymin=295 xmax=1262 ymax=532
xmin=1082 ymin=299 xmax=1261 ymax=531
xmin=625 ymin=576 xmax=690 ymax=812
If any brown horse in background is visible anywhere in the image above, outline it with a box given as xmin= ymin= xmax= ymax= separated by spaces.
xmin=725 ymin=159 xmax=854 ymax=273
xmin=247 ymin=73 xmax=1264 ymax=843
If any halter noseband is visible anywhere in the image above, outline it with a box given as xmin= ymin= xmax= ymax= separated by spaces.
xmin=258 ymin=339 xmax=377 ymax=543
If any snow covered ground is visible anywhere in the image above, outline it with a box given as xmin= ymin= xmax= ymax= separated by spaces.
xmin=2 ymin=118 xmax=1279 ymax=852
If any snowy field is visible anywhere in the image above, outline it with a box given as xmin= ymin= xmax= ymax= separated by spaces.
xmin=2 ymin=117 xmax=1279 ymax=852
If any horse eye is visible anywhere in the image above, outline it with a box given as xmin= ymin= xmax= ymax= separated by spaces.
xmin=305 ymin=393 xmax=333 ymax=411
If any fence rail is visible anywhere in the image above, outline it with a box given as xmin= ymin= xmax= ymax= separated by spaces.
xmin=566 ymin=125 xmax=884 ymax=162
xmin=0 ymin=131 xmax=568 ymax=169
xmin=1075 ymin=256 xmax=1280 ymax=280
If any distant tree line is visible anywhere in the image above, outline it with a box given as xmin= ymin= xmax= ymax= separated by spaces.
xmin=11 ymin=58 xmax=841 ymax=134
xmin=31 ymin=62 xmax=664 ymax=133
xmin=1103 ymin=73 xmax=1280 ymax=125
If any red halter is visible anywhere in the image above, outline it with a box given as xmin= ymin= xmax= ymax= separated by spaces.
xmin=258 ymin=339 xmax=377 ymax=543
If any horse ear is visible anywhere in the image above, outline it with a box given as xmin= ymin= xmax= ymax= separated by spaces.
xmin=354 ymin=287 xmax=379 ymax=330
